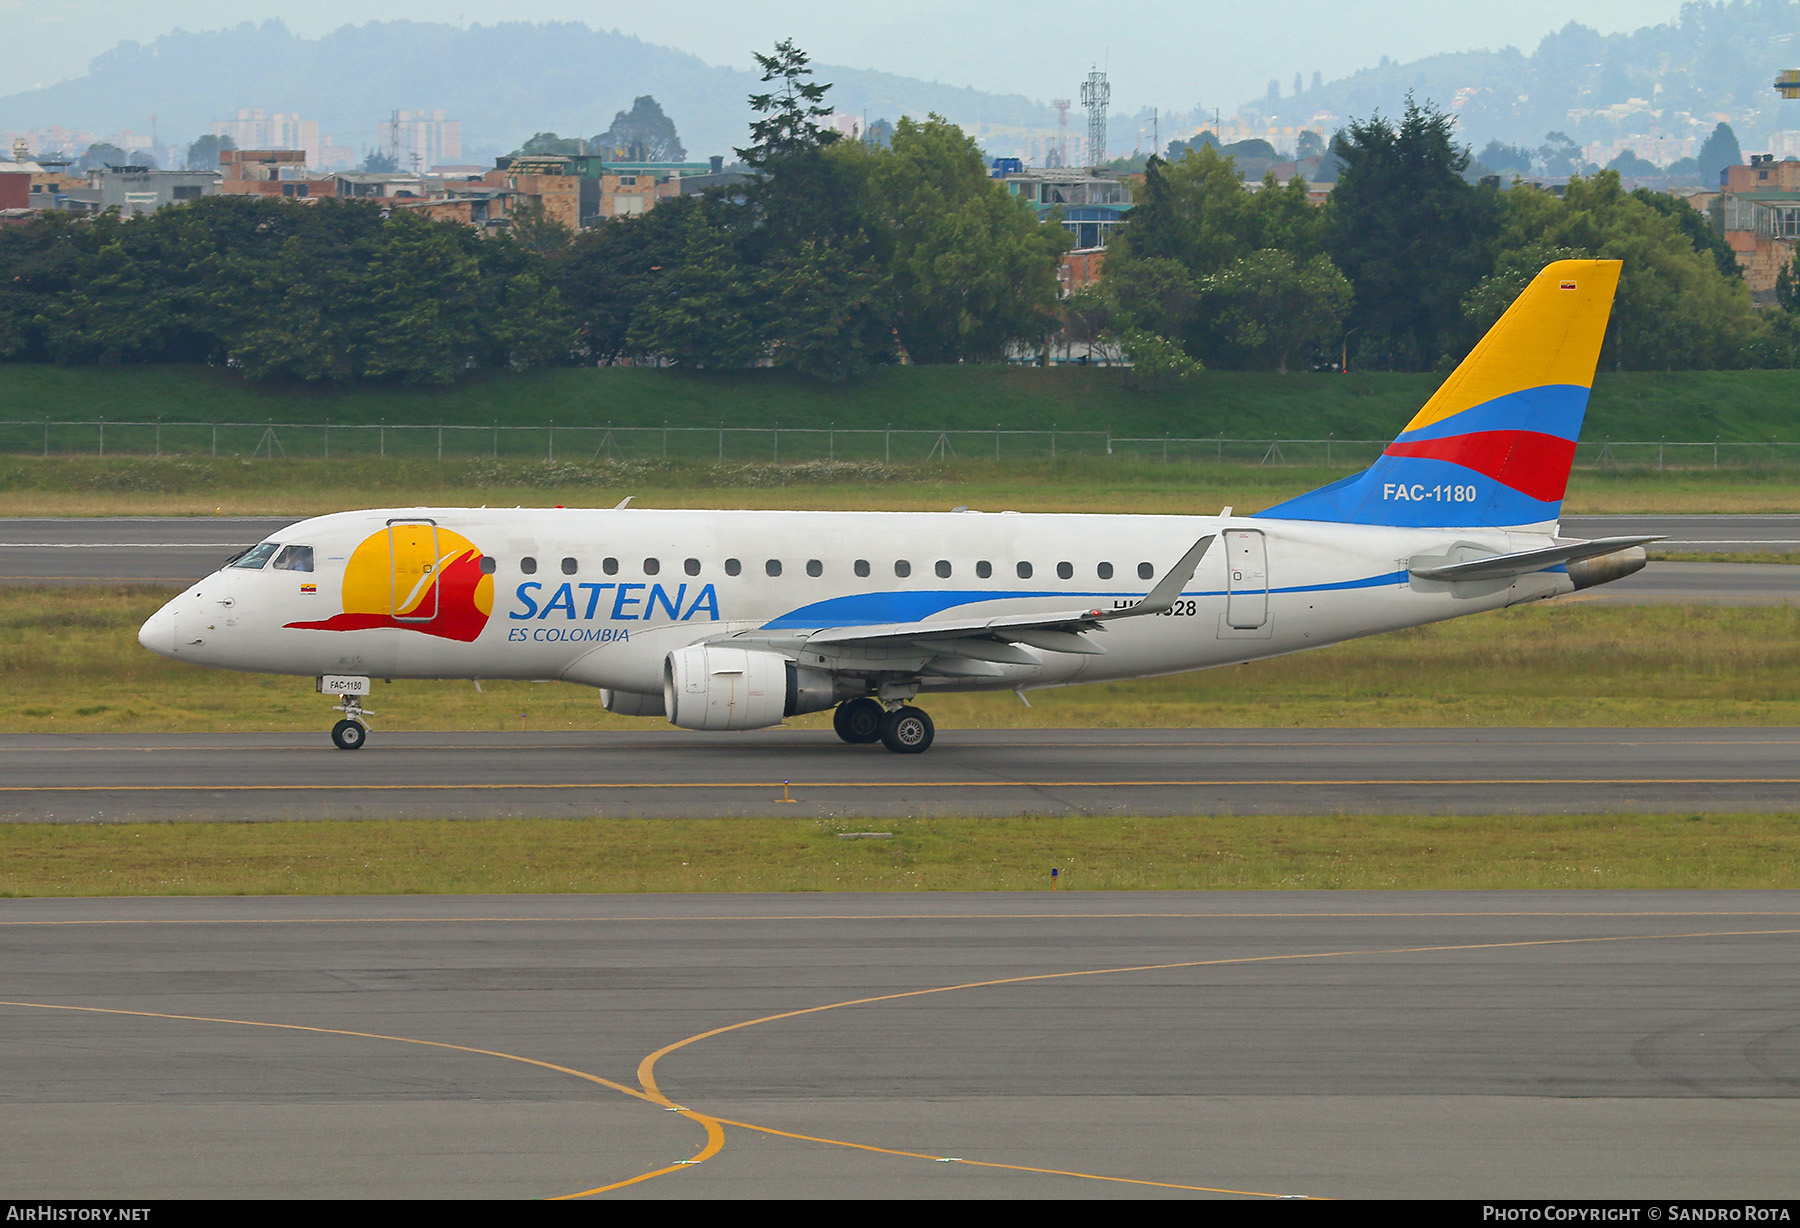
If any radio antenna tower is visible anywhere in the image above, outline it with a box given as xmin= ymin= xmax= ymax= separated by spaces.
xmin=1080 ymin=66 xmax=1110 ymax=166
xmin=1051 ymin=98 xmax=1071 ymax=167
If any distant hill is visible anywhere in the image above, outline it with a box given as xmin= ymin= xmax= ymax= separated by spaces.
xmin=0 ymin=20 xmax=1057 ymax=162
xmin=1240 ymin=1 xmax=1800 ymax=153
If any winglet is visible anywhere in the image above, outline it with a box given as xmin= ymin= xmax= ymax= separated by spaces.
xmin=1099 ymin=535 xmax=1214 ymax=620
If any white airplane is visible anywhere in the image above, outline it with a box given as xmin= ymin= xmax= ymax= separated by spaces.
xmin=139 ymin=260 xmax=1653 ymax=754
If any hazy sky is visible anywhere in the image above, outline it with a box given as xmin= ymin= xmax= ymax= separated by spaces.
xmin=2 ymin=1 xmax=1690 ymax=109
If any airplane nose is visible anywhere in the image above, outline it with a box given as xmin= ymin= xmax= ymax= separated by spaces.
xmin=138 ymin=600 xmax=177 ymax=659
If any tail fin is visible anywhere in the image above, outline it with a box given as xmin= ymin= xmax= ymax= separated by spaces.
xmin=1254 ymin=259 xmax=1621 ymax=531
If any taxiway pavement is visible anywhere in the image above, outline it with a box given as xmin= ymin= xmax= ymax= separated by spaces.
xmin=2 ymin=727 xmax=1794 ymax=820
xmin=2 ymin=891 xmax=1794 ymax=1199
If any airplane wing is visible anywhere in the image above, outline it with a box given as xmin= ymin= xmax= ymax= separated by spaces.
xmin=1408 ymin=535 xmax=1661 ymax=582
xmin=716 ymin=535 xmax=1216 ymax=661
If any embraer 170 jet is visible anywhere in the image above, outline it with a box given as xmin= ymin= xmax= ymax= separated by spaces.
xmin=140 ymin=260 xmax=1652 ymax=754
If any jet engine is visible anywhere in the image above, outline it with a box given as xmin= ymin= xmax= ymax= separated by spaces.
xmin=662 ymin=645 xmax=839 ymax=731
xmin=1566 ymin=545 xmax=1648 ymax=591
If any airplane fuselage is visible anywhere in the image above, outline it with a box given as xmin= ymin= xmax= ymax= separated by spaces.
xmin=140 ymin=505 xmax=1569 ymax=698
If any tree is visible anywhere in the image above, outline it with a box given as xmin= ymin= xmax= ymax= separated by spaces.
xmin=1296 ymin=130 xmax=1326 ymax=160
xmin=1202 ymin=249 xmax=1353 ymax=373
xmin=515 ymin=132 xmax=584 ymax=157
xmin=553 ymin=197 xmax=696 ymax=364
xmin=1538 ymin=131 xmax=1583 ymax=177
xmin=865 ymin=115 xmax=1070 ymax=363
xmin=1630 ymin=187 xmax=1739 ymax=281
xmin=762 ymin=235 xmax=891 ymax=380
xmin=185 ymin=134 xmax=235 ymax=170
xmin=592 ymin=97 xmax=686 ymax=162
xmin=1325 ymin=96 xmax=1501 ymax=370
xmin=1478 ymin=140 xmax=1533 ymax=177
xmin=738 ymin=39 xmax=837 ymax=168
xmin=1777 ymin=251 xmax=1800 ymax=315
xmin=1479 ymin=172 xmax=1760 ymax=369
xmin=1101 ymin=256 xmax=1198 ymax=343
xmin=506 ymin=199 xmax=573 ymax=254
xmin=75 ymin=143 xmax=127 ymax=173
xmin=628 ymin=206 xmax=768 ymax=369
xmin=361 ymin=150 xmax=398 ymax=173
xmin=1113 ymin=147 xmax=1253 ymax=280
xmin=1696 ymin=122 xmax=1743 ymax=186
xmin=1607 ymin=150 xmax=1662 ymax=178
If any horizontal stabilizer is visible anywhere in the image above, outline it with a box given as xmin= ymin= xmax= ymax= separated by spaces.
xmin=1408 ymin=535 xmax=1661 ymax=582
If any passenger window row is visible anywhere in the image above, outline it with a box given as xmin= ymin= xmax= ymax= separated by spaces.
xmin=512 ymin=556 xmax=1158 ymax=581
xmin=231 ymin=544 xmax=1156 ymax=584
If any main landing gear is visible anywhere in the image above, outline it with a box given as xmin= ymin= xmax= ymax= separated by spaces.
xmin=833 ymin=697 xmax=934 ymax=755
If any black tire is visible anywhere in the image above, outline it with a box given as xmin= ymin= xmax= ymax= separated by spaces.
xmin=879 ymin=706 xmax=934 ymax=755
xmin=331 ymin=719 xmax=367 ymax=751
xmin=833 ymin=697 xmax=885 ymax=744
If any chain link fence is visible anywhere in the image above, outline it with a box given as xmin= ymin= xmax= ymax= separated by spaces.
xmin=2 ymin=420 xmax=1797 ymax=469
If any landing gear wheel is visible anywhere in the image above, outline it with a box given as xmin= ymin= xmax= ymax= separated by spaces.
xmin=879 ymin=706 xmax=934 ymax=755
xmin=833 ymin=697 xmax=885 ymax=744
xmin=331 ymin=719 xmax=368 ymax=751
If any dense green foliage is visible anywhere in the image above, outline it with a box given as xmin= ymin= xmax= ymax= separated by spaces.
xmin=1099 ymin=98 xmax=1773 ymax=374
xmin=0 ymin=45 xmax=1065 ymax=386
xmin=0 ymin=200 xmax=568 ymax=384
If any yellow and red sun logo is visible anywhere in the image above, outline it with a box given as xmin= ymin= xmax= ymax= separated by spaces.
xmin=286 ymin=525 xmax=493 ymax=643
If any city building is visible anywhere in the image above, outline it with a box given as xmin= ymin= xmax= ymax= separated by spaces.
xmin=999 ymin=167 xmax=1133 ymax=249
xmin=379 ymin=110 xmax=462 ymax=173
xmin=218 ymin=149 xmax=338 ymax=199
xmin=483 ymin=156 xmax=580 ymax=230
xmin=1716 ymin=154 xmax=1800 ymax=298
xmin=91 ymin=167 xmax=221 ymax=216
xmin=210 ymin=111 xmax=353 ymax=170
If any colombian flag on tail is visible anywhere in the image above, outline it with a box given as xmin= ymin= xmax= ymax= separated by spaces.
xmin=1255 ymin=259 xmax=1621 ymax=530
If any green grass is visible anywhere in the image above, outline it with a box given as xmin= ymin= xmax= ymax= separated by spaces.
xmin=1 ymin=813 xmax=1794 ymax=896
xmin=7 ymin=587 xmax=1798 ymax=735
xmin=3 ymin=455 xmax=1798 ymax=516
xmin=5 ymin=362 xmax=1800 ymax=442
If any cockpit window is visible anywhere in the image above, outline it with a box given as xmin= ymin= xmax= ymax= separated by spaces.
xmin=227 ymin=542 xmax=281 ymax=570
xmin=272 ymin=545 xmax=314 ymax=572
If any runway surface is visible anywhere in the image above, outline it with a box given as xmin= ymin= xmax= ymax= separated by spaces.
xmin=3 ymin=727 xmax=1795 ymax=820
xmin=2 ymin=891 xmax=1794 ymax=1199
xmin=1561 ymin=513 xmax=1800 ymax=553
xmin=3 ymin=517 xmax=1798 ymax=602
xmin=0 ymin=516 xmax=293 ymax=583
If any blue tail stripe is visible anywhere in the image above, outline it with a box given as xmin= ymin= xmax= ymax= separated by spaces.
xmin=1254 ymin=456 xmax=1560 ymax=528
xmin=1392 ymin=384 xmax=1591 ymax=445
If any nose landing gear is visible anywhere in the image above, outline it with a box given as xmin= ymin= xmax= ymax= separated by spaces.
xmin=330 ymin=693 xmax=371 ymax=750
xmin=331 ymin=715 xmax=368 ymax=751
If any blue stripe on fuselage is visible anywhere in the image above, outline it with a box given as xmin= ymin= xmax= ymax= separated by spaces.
xmin=758 ymin=572 xmax=1410 ymax=630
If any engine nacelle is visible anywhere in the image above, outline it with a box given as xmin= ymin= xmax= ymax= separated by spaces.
xmin=662 ymin=646 xmax=839 ymax=731
xmin=1567 ymin=546 xmax=1648 ymax=591
xmin=600 ymin=688 xmax=665 ymax=718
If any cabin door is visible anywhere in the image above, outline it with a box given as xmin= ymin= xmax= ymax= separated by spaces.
xmin=388 ymin=520 xmax=440 ymax=622
xmin=1223 ymin=529 xmax=1269 ymax=629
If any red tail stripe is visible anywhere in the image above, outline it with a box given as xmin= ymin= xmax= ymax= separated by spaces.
xmin=1383 ymin=430 xmax=1578 ymax=503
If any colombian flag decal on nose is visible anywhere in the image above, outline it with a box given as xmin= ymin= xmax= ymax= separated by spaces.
xmin=286 ymin=528 xmax=493 ymax=643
